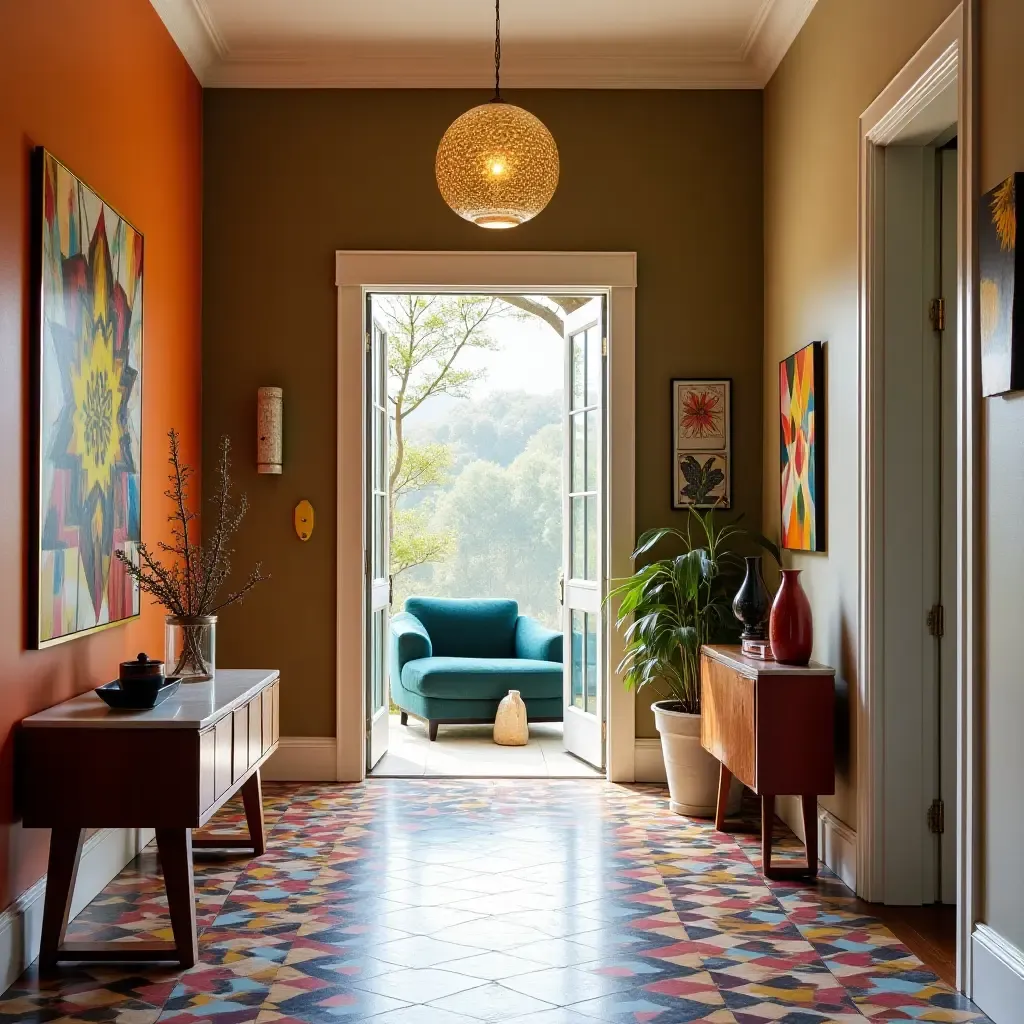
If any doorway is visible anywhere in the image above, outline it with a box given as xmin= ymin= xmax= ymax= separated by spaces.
xmin=334 ymin=250 xmax=638 ymax=785
xmin=856 ymin=3 xmax=978 ymax=994
xmin=364 ymin=291 xmax=604 ymax=779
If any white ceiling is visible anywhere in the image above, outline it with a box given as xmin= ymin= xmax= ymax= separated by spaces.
xmin=150 ymin=0 xmax=817 ymax=88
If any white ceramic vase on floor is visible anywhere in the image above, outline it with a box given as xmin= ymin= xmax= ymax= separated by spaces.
xmin=494 ymin=690 xmax=529 ymax=746
xmin=653 ymin=700 xmax=743 ymax=817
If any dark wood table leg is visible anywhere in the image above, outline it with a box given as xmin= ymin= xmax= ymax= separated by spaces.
xmin=156 ymin=828 xmax=198 ymax=968
xmin=801 ymin=794 xmax=819 ymax=877
xmin=242 ymin=769 xmax=266 ymax=856
xmin=761 ymin=794 xmax=775 ymax=877
xmin=39 ymin=827 xmax=85 ymax=970
xmin=714 ymin=763 xmax=733 ymax=831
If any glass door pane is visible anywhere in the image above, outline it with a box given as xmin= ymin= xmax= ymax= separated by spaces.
xmin=366 ymin=300 xmax=390 ymax=771
xmin=562 ymin=297 xmax=605 ymax=770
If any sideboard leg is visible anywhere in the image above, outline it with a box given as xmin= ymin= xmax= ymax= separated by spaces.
xmin=157 ymin=828 xmax=198 ymax=968
xmin=761 ymin=794 xmax=775 ymax=876
xmin=714 ymin=763 xmax=733 ymax=831
xmin=242 ymin=769 xmax=267 ymax=856
xmin=801 ymin=794 xmax=819 ymax=876
xmin=40 ymin=827 xmax=85 ymax=970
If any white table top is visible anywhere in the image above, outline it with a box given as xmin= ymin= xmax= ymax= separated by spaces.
xmin=22 ymin=669 xmax=280 ymax=730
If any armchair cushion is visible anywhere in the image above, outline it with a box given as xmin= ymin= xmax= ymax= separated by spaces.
xmin=515 ymin=615 xmax=563 ymax=663
xmin=401 ymin=657 xmax=562 ymax=701
xmin=404 ymin=597 xmax=518 ymax=658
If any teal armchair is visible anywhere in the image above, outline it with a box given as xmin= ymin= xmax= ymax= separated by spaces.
xmin=390 ymin=597 xmax=563 ymax=741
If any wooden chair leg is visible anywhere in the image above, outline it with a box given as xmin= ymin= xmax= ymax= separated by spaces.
xmin=242 ymin=769 xmax=267 ymax=856
xmin=39 ymin=827 xmax=85 ymax=970
xmin=801 ymin=794 xmax=819 ymax=877
xmin=428 ymin=720 xmax=439 ymax=742
xmin=156 ymin=828 xmax=198 ymax=968
xmin=400 ymin=711 xmax=408 ymax=726
xmin=714 ymin=763 xmax=733 ymax=831
xmin=761 ymin=794 xmax=775 ymax=876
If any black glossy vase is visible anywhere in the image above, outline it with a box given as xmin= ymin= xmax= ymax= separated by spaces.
xmin=732 ymin=556 xmax=771 ymax=641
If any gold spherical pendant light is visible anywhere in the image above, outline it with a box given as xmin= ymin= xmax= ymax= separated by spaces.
xmin=436 ymin=0 xmax=559 ymax=229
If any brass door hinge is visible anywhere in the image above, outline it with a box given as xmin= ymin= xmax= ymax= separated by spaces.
xmin=927 ymin=798 xmax=945 ymax=835
xmin=926 ymin=604 xmax=945 ymax=637
xmin=365 ymin=332 xmax=372 ymax=354
xmin=602 ymin=336 xmax=607 ymax=357
xmin=929 ymin=298 xmax=946 ymax=332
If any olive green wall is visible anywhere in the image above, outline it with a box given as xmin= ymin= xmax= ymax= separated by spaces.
xmin=202 ymin=89 xmax=764 ymax=739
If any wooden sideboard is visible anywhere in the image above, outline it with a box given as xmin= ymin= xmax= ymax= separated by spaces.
xmin=21 ymin=669 xmax=280 ymax=968
xmin=700 ymin=645 xmax=835 ymax=880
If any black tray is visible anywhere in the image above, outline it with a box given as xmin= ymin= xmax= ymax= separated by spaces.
xmin=96 ymin=676 xmax=181 ymax=710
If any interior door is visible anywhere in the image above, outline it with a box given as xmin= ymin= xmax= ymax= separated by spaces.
xmin=562 ymin=296 xmax=606 ymax=769
xmin=366 ymin=300 xmax=390 ymax=771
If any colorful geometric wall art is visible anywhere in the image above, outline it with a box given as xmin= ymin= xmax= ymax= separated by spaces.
xmin=779 ymin=342 xmax=824 ymax=552
xmin=33 ymin=150 xmax=143 ymax=647
xmin=672 ymin=379 xmax=731 ymax=509
xmin=979 ymin=171 xmax=1024 ymax=396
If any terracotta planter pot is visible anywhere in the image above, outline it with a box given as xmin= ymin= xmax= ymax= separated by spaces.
xmin=769 ymin=569 xmax=813 ymax=665
xmin=652 ymin=701 xmax=742 ymax=817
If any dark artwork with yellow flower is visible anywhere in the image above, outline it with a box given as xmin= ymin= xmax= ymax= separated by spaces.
xmin=33 ymin=151 xmax=142 ymax=647
xmin=980 ymin=172 xmax=1024 ymax=397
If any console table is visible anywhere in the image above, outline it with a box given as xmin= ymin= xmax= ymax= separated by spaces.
xmin=700 ymin=645 xmax=835 ymax=880
xmin=21 ymin=669 xmax=280 ymax=969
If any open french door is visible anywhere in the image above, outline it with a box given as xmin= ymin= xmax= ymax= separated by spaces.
xmin=366 ymin=300 xmax=390 ymax=771
xmin=561 ymin=297 xmax=606 ymax=770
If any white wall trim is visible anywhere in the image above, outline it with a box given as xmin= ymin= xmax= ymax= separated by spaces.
xmin=336 ymin=251 xmax=636 ymax=784
xmin=818 ymin=808 xmax=857 ymax=892
xmin=263 ymin=737 xmax=338 ymax=782
xmin=856 ymin=1 xmax=978 ymax=994
xmin=971 ymin=926 xmax=1024 ymax=1024
xmin=149 ymin=0 xmax=815 ymax=89
xmin=634 ymin=738 xmax=667 ymax=784
xmin=0 ymin=827 xmax=153 ymax=995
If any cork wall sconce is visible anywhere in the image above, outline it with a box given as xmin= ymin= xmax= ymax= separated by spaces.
xmin=257 ymin=386 xmax=283 ymax=474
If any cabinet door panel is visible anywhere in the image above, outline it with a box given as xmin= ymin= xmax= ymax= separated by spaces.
xmin=248 ymin=695 xmax=262 ymax=766
xmin=199 ymin=728 xmax=216 ymax=812
xmin=214 ymin=716 xmax=232 ymax=798
xmin=233 ymin=707 xmax=248 ymax=781
xmin=700 ymin=655 xmax=757 ymax=789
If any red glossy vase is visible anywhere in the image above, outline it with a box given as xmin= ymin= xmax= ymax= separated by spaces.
xmin=769 ymin=569 xmax=813 ymax=665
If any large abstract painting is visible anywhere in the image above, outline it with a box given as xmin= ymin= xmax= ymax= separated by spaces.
xmin=34 ymin=150 xmax=143 ymax=647
xmin=779 ymin=342 xmax=824 ymax=552
xmin=980 ymin=172 xmax=1024 ymax=397
xmin=672 ymin=379 xmax=731 ymax=509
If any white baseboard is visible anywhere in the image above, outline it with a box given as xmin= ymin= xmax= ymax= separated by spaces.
xmin=818 ymin=808 xmax=857 ymax=891
xmin=263 ymin=737 xmax=338 ymax=781
xmin=633 ymin=738 xmax=667 ymax=783
xmin=0 ymin=826 xmax=153 ymax=996
xmin=972 ymin=924 xmax=1024 ymax=1024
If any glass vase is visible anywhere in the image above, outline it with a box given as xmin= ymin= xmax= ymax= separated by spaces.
xmin=165 ymin=615 xmax=217 ymax=681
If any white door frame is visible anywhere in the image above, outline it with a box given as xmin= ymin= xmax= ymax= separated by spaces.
xmin=335 ymin=251 xmax=637 ymax=783
xmin=856 ymin=2 xmax=979 ymax=992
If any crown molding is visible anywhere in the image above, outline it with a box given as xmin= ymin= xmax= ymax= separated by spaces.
xmin=744 ymin=0 xmax=819 ymax=82
xmin=150 ymin=0 xmax=816 ymax=89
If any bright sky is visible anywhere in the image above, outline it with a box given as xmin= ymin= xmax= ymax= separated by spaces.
xmin=459 ymin=299 xmax=563 ymax=399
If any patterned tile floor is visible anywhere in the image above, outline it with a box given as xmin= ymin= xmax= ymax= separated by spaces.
xmin=0 ymin=780 xmax=991 ymax=1023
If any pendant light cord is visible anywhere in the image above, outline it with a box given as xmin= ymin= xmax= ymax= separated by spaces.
xmin=493 ymin=0 xmax=502 ymax=101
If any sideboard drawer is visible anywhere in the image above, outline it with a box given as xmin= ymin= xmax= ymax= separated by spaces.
xmin=232 ymin=706 xmax=248 ymax=781
xmin=199 ymin=727 xmax=216 ymax=812
xmin=701 ymin=654 xmax=756 ymax=788
xmin=214 ymin=715 xmax=232 ymax=798
xmin=248 ymin=694 xmax=262 ymax=767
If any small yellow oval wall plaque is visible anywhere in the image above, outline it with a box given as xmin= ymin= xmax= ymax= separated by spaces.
xmin=294 ymin=500 xmax=314 ymax=541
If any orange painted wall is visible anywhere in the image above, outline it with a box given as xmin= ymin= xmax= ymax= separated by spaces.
xmin=0 ymin=1 xmax=201 ymax=908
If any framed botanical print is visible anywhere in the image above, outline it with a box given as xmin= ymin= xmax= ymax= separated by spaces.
xmin=779 ymin=341 xmax=825 ymax=551
xmin=672 ymin=378 xmax=731 ymax=509
xmin=32 ymin=149 xmax=144 ymax=647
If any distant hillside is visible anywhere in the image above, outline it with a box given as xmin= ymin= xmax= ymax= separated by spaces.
xmin=405 ymin=390 xmax=561 ymax=469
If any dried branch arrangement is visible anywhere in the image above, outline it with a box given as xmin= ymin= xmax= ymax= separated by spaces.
xmin=115 ymin=429 xmax=269 ymax=619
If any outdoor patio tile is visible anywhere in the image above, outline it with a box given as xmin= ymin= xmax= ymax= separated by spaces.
xmin=369 ymin=935 xmax=482 ymax=968
xmin=429 ymin=981 xmax=557 ymax=1020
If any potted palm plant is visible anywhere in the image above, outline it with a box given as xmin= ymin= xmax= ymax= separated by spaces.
xmin=609 ymin=508 xmax=779 ymax=816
